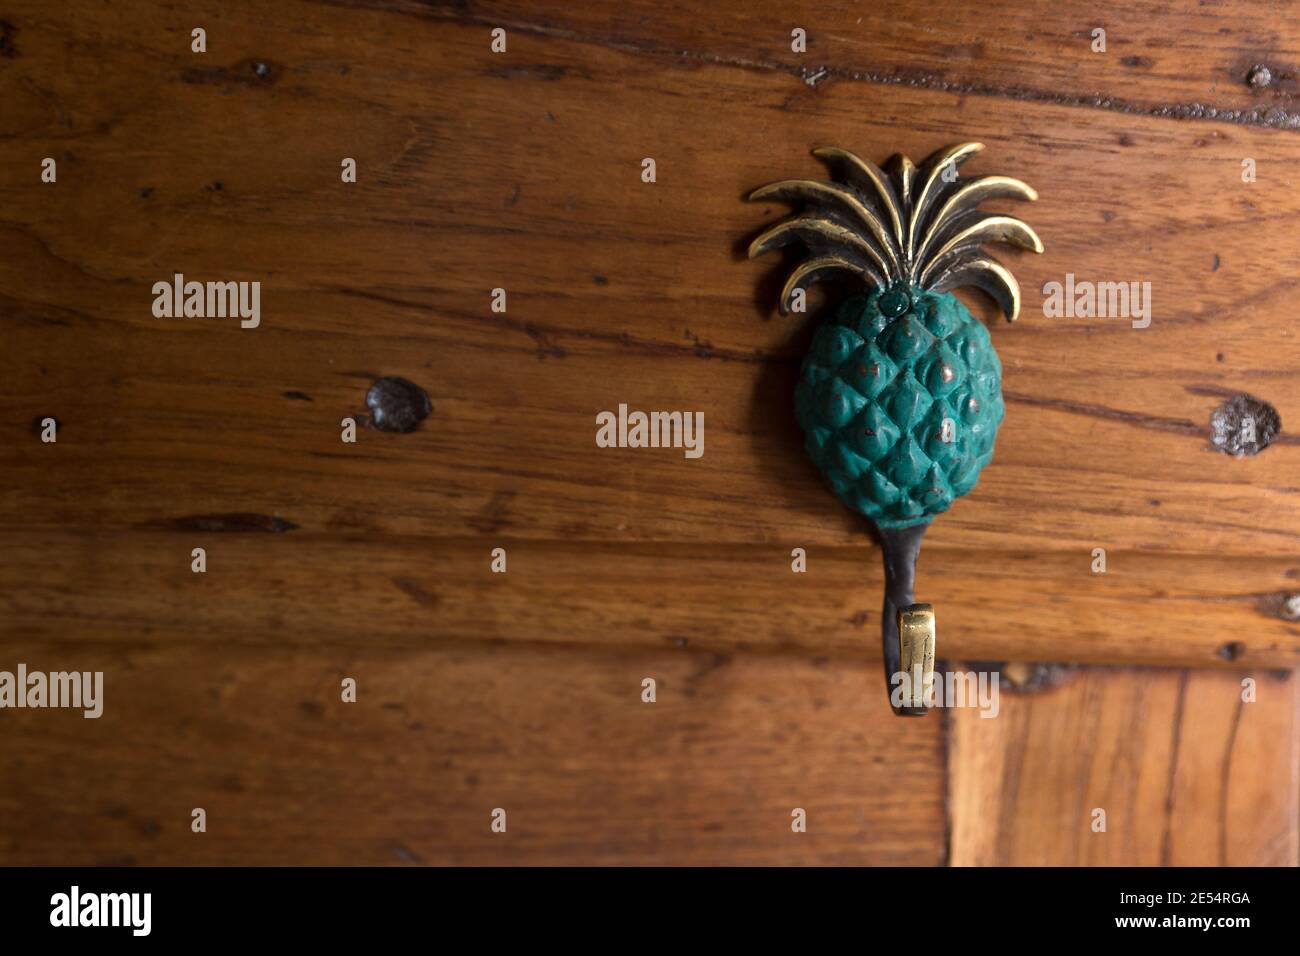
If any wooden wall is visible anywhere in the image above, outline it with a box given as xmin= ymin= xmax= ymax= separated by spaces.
xmin=1 ymin=0 xmax=1297 ymax=864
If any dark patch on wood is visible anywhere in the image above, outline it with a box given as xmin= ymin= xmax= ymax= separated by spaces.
xmin=690 ymin=653 xmax=732 ymax=682
xmin=181 ymin=58 xmax=281 ymax=88
xmin=1121 ymin=56 xmax=1153 ymax=68
xmin=1211 ymin=253 xmax=1220 ymax=272
xmin=206 ymin=180 xmax=223 ymax=192
xmin=1186 ymin=383 xmax=1239 ymax=398
xmin=485 ymin=63 xmax=577 ymax=81
xmin=684 ymin=329 xmax=715 ymax=359
xmin=1217 ymin=641 xmax=1245 ymax=661
xmin=0 ymin=20 xmax=16 ymax=58
xmin=141 ymin=513 xmax=299 ymax=533
xmin=283 ymin=390 xmax=313 ymax=401
xmin=592 ymin=275 xmax=609 ymax=285
xmin=1209 ymin=393 xmax=1281 ymax=456
xmin=392 ymin=577 xmax=440 ymax=608
xmin=365 ymin=376 xmax=432 ymax=433
xmin=138 ymin=187 xmax=153 ymax=199
xmin=390 ymin=844 xmax=423 ymax=863
xmin=467 ymin=490 xmax=516 ymax=534
xmin=973 ymin=661 xmax=1075 ymax=693
xmin=1256 ymin=592 xmax=1300 ymax=623
xmin=523 ymin=323 xmax=566 ymax=359
xmin=300 ymin=700 xmax=324 ymax=718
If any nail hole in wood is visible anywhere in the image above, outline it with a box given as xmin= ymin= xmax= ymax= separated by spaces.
xmin=1209 ymin=393 xmax=1280 ymax=456
xmin=366 ymin=376 xmax=432 ymax=433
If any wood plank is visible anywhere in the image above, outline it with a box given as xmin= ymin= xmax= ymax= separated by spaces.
xmin=1 ymin=1 xmax=1299 ymax=559
xmin=1 ymin=0 xmax=1298 ymax=871
xmin=4 ymin=531 xmax=1300 ymax=668
xmin=948 ymin=666 xmax=1300 ymax=866
xmin=411 ymin=0 xmax=1300 ymax=127
xmin=0 ymin=641 xmax=945 ymax=865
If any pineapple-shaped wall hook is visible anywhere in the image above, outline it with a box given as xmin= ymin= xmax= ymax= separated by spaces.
xmin=748 ymin=142 xmax=1042 ymax=716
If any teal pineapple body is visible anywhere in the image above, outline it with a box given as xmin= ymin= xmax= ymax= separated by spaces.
xmin=795 ymin=285 xmax=1004 ymax=529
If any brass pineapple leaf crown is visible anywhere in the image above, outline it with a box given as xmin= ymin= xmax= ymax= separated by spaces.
xmin=748 ymin=142 xmax=1043 ymax=320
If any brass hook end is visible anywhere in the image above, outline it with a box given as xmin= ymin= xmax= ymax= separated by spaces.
xmin=894 ymin=603 xmax=935 ymax=716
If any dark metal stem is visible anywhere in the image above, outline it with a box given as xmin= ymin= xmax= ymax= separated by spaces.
xmin=877 ymin=521 xmax=929 ymax=716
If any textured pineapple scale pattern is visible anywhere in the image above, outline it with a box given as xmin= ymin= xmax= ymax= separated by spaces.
xmin=794 ymin=287 xmax=1005 ymax=529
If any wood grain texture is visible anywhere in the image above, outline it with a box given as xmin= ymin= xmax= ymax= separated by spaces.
xmin=0 ymin=641 xmax=945 ymax=865
xmin=2 ymin=0 xmax=1299 ymax=558
xmin=4 ymin=531 xmax=1299 ymax=669
xmin=1 ymin=0 xmax=1298 ymax=866
xmin=415 ymin=0 xmax=1300 ymax=128
xmin=949 ymin=667 xmax=1300 ymax=866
